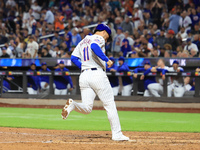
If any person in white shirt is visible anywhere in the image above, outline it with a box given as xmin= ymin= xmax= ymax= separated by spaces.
xmin=180 ymin=10 xmax=192 ymax=32
xmin=132 ymin=4 xmax=143 ymax=29
xmin=184 ymin=38 xmax=198 ymax=53
xmin=31 ymin=1 xmax=41 ymax=20
xmin=25 ymin=36 xmax=39 ymax=58
xmin=167 ymin=60 xmax=185 ymax=97
xmin=176 ymin=26 xmax=188 ymax=40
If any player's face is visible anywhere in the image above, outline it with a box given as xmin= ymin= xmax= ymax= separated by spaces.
xmin=59 ymin=64 xmax=65 ymax=69
xmin=118 ymin=60 xmax=123 ymax=66
xmin=103 ymin=31 xmax=109 ymax=42
xmin=31 ymin=65 xmax=36 ymax=70
xmin=144 ymin=64 xmax=151 ymax=70
xmin=42 ymin=65 xmax=47 ymax=70
xmin=173 ymin=63 xmax=178 ymax=70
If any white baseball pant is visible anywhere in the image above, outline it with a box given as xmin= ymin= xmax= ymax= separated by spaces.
xmin=147 ymin=83 xmax=163 ymax=97
xmin=67 ymin=69 xmax=123 ymax=139
xmin=27 ymin=87 xmax=37 ymax=95
xmin=112 ymin=86 xmax=119 ymax=96
xmin=54 ymin=89 xmax=67 ymax=95
xmin=143 ymin=89 xmax=153 ymax=97
xmin=121 ymin=84 xmax=132 ymax=96
xmin=40 ymin=82 xmax=49 ymax=90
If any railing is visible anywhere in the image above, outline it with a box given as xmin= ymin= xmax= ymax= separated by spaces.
xmin=0 ymin=71 xmax=200 ymax=99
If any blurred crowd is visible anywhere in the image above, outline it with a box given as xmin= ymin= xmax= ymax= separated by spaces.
xmin=0 ymin=0 xmax=200 ymax=59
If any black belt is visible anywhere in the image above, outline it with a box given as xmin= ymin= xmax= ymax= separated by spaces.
xmin=82 ymin=68 xmax=97 ymax=73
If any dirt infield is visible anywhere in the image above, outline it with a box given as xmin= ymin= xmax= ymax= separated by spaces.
xmin=0 ymin=127 xmax=200 ymax=150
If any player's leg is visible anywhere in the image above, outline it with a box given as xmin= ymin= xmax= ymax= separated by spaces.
xmin=167 ymin=84 xmax=173 ymax=97
xmin=54 ymin=88 xmax=60 ymax=95
xmin=27 ymin=87 xmax=36 ymax=94
xmin=112 ymin=86 xmax=119 ymax=96
xmin=174 ymin=86 xmax=185 ymax=97
xmin=90 ymin=70 xmax=128 ymax=140
xmin=143 ymin=89 xmax=152 ymax=97
xmin=148 ymin=83 xmax=162 ymax=97
xmin=121 ymin=84 xmax=132 ymax=96
xmin=60 ymin=89 xmax=67 ymax=95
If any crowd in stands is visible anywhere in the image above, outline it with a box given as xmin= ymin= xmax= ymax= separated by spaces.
xmin=0 ymin=0 xmax=200 ymax=59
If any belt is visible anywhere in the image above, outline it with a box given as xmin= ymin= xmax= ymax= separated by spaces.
xmin=81 ymin=68 xmax=98 ymax=73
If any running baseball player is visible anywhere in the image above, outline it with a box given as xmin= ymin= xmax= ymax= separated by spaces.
xmin=39 ymin=62 xmax=51 ymax=91
xmin=61 ymin=24 xmax=129 ymax=141
xmin=117 ymin=56 xmax=133 ymax=96
xmin=54 ymin=60 xmax=73 ymax=95
xmin=134 ymin=61 xmax=156 ymax=97
xmin=106 ymin=57 xmax=119 ymax=96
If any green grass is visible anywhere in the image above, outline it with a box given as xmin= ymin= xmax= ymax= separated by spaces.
xmin=0 ymin=107 xmax=200 ymax=132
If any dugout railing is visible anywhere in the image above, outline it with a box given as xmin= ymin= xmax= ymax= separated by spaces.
xmin=0 ymin=71 xmax=200 ymax=100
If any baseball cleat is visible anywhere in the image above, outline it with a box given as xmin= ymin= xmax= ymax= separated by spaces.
xmin=61 ymin=99 xmax=73 ymax=120
xmin=112 ymin=135 xmax=130 ymax=141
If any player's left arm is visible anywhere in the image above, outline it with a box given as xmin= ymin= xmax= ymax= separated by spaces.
xmin=71 ymin=55 xmax=82 ymax=70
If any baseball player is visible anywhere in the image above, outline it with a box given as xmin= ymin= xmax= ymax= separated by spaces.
xmin=166 ymin=60 xmax=184 ymax=97
xmin=134 ymin=61 xmax=157 ymax=97
xmin=54 ymin=61 xmax=73 ymax=95
xmin=27 ymin=62 xmax=40 ymax=94
xmin=106 ymin=57 xmax=119 ymax=96
xmin=62 ymin=24 xmax=129 ymax=141
xmin=147 ymin=59 xmax=169 ymax=97
xmin=39 ymin=62 xmax=51 ymax=91
xmin=117 ymin=56 xmax=133 ymax=96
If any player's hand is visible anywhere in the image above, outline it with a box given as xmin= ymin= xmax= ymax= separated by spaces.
xmin=68 ymin=88 xmax=73 ymax=92
xmin=133 ymin=74 xmax=137 ymax=78
xmin=162 ymin=74 xmax=165 ymax=80
xmin=140 ymin=75 xmax=145 ymax=80
xmin=44 ymin=83 xmax=48 ymax=88
xmin=107 ymin=60 xmax=113 ymax=68
xmin=151 ymin=67 xmax=157 ymax=72
xmin=110 ymin=69 xmax=116 ymax=72
xmin=196 ymin=68 xmax=200 ymax=72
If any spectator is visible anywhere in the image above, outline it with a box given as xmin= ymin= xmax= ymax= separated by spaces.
xmin=52 ymin=31 xmax=62 ymax=46
xmin=180 ymin=10 xmax=192 ymax=32
xmin=166 ymin=29 xmax=179 ymax=51
xmin=176 ymin=26 xmax=187 ymax=41
xmin=155 ymin=29 xmax=167 ymax=49
xmin=39 ymin=62 xmax=51 ymax=91
xmin=167 ymin=8 xmax=181 ymax=34
xmin=15 ymin=37 xmax=24 ymax=58
xmin=27 ymin=62 xmax=40 ymax=95
xmin=41 ymin=47 xmax=52 ymax=57
xmin=191 ymin=24 xmax=200 ymax=34
xmin=54 ymin=11 xmax=65 ymax=31
xmin=124 ymin=30 xmax=134 ymax=48
xmin=24 ymin=36 xmax=39 ymax=58
xmin=106 ymin=57 xmax=119 ymax=96
xmin=54 ymin=60 xmax=73 ymax=95
xmin=183 ymin=38 xmax=198 ymax=54
xmin=190 ymin=8 xmax=200 ymax=29
xmin=31 ymin=1 xmax=41 ymax=21
xmin=43 ymin=7 xmax=54 ymax=25
xmin=132 ymin=4 xmax=143 ymax=30
xmin=0 ymin=47 xmax=10 ymax=58
xmin=64 ymin=26 xmax=72 ymax=51
xmin=120 ymin=15 xmax=133 ymax=35
xmin=71 ymin=28 xmax=82 ymax=47
xmin=151 ymin=0 xmax=163 ymax=29
xmin=112 ymin=27 xmax=125 ymax=57
xmin=120 ymin=39 xmax=132 ymax=57
xmin=117 ymin=56 xmax=133 ymax=96
xmin=193 ymin=34 xmax=200 ymax=50
xmin=136 ymin=42 xmax=151 ymax=57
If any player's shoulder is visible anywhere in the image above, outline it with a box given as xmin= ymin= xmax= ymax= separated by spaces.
xmin=91 ymin=35 xmax=105 ymax=44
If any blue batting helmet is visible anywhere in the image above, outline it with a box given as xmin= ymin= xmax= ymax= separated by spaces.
xmin=173 ymin=60 xmax=179 ymax=65
xmin=94 ymin=23 xmax=112 ymax=41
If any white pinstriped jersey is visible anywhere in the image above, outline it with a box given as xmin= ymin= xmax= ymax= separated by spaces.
xmin=72 ymin=35 xmax=106 ymax=70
